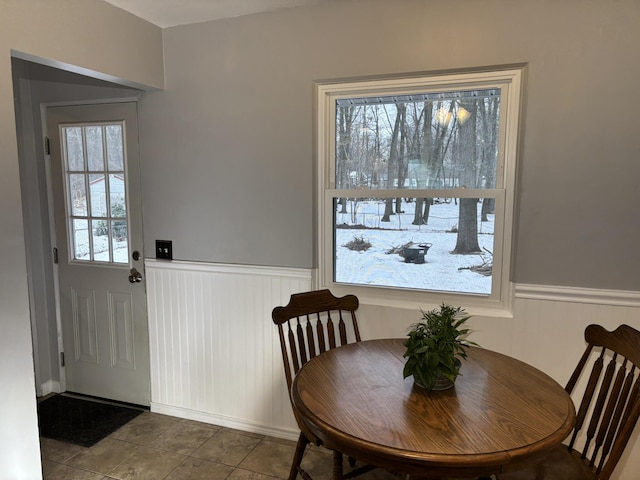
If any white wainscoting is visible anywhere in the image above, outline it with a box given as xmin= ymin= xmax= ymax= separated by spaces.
xmin=145 ymin=259 xmax=311 ymax=440
xmin=144 ymin=259 xmax=640 ymax=479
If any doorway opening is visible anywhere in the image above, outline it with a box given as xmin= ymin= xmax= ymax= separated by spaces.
xmin=12 ymin=57 xmax=150 ymax=407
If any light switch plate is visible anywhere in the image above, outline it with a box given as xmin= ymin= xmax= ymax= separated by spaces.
xmin=155 ymin=240 xmax=173 ymax=260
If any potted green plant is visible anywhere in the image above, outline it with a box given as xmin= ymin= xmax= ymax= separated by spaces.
xmin=402 ymin=304 xmax=476 ymax=391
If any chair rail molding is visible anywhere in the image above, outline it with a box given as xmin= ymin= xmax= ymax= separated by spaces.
xmin=516 ymin=283 xmax=640 ymax=307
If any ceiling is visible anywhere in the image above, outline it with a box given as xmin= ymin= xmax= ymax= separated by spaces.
xmin=103 ymin=0 xmax=334 ymax=28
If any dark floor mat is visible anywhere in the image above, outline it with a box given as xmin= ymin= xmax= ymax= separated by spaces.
xmin=38 ymin=394 xmax=143 ymax=447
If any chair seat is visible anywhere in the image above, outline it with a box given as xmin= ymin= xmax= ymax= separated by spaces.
xmin=498 ymin=445 xmax=597 ymax=480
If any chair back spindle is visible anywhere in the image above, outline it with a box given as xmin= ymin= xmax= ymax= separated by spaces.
xmin=564 ymin=324 xmax=640 ymax=479
xmin=272 ymin=289 xmax=361 ymax=392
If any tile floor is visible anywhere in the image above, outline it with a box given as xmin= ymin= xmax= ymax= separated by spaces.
xmin=39 ymin=410 xmax=401 ymax=480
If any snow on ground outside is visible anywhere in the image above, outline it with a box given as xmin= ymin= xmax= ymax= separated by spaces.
xmin=334 ymin=199 xmax=494 ymax=295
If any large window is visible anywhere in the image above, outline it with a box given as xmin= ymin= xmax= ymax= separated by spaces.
xmin=316 ymin=67 xmax=524 ymax=314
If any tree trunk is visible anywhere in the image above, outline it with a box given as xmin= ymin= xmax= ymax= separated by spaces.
xmin=481 ymin=198 xmax=494 ymax=221
xmin=453 ymin=198 xmax=481 ymax=253
xmin=381 ymin=103 xmax=404 ymax=222
xmin=381 ymin=198 xmax=394 ymax=222
xmin=336 ymin=107 xmax=354 ymax=216
xmin=453 ymin=99 xmax=481 ymax=253
xmin=412 ymin=197 xmax=433 ymax=225
xmin=395 ymin=104 xmax=408 ymax=214
xmin=412 ymin=198 xmax=425 ymax=225
xmin=423 ymin=198 xmax=432 ymax=224
xmin=478 ymin=97 xmax=498 ymax=222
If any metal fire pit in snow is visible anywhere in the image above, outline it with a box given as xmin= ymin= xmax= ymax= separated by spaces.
xmin=403 ymin=243 xmax=432 ymax=264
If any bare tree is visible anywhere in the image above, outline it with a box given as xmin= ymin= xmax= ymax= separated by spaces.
xmin=413 ymin=101 xmax=454 ymax=225
xmin=479 ymin=96 xmax=499 ymax=221
xmin=453 ymin=99 xmax=481 ymax=254
xmin=395 ymin=105 xmax=410 ymax=214
xmin=336 ymin=105 xmax=357 ymax=213
xmin=382 ymin=103 xmax=405 ymax=222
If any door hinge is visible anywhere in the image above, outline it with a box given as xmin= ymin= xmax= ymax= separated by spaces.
xmin=53 ymin=247 xmax=59 ymax=264
xmin=60 ymin=352 xmax=65 ymax=367
xmin=45 ymin=136 xmax=50 ymax=155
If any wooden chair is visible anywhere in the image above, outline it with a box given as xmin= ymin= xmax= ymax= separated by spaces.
xmin=497 ymin=324 xmax=640 ymax=480
xmin=272 ymin=289 xmax=374 ymax=480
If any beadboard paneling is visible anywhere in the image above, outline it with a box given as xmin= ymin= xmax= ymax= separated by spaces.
xmin=145 ymin=259 xmax=311 ymax=439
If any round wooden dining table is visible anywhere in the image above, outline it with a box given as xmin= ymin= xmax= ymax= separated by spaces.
xmin=291 ymin=338 xmax=576 ymax=479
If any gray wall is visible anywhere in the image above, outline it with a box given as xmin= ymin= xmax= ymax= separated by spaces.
xmin=139 ymin=0 xmax=640 ymax=291
xmin=1 ymin=1 xmax=162 ymax=476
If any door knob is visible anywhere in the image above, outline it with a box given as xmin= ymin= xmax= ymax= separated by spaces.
xmin=128 ymin=267 xmax=143 ymax=283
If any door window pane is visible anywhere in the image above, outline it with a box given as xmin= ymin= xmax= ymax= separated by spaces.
xmin=112 ymin=219 xmax=129 ymax=263
xmin=86 ymin=126 xmax=104 ymax=171
xmin=69 ymin=174 xmax=87 ymax=216
xmin=89 ymin=173 xmax=107 ymax=217
xmin=106 ymin=125 xmax=124 ymax=171
xmin=109 ymin=174 xmax=126 ymax=217
xmin=61 ymin=122 xmax=128 ymax=264
xmin=92 ymin=219 xmax=110 ymax=262
xmin=65 ymin=127 xmax=84 ymax=171
xmin=72 ymin=218 xmax=90 ymax=261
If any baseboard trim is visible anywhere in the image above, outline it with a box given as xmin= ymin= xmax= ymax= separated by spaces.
xmin=515 ymin=284 xmax=640 ymax=307
xmin=150 ymin=402 xmax=299 ymax=442
xmin=39 ymin=380 xmax=61 ymax=397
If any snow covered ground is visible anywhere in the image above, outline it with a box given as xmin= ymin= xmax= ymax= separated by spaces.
xmin=334 ymin=199 xmax=494 ymax=295
xmin=73 ymin=227 xmax=129 ymax=263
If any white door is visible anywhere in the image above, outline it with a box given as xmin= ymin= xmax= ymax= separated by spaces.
xmin=47 ymin=102 xmax=150 ymax=406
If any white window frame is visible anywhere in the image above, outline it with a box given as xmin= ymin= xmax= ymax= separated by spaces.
xmin=314 ymin=66 xmax=524 ymax=317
